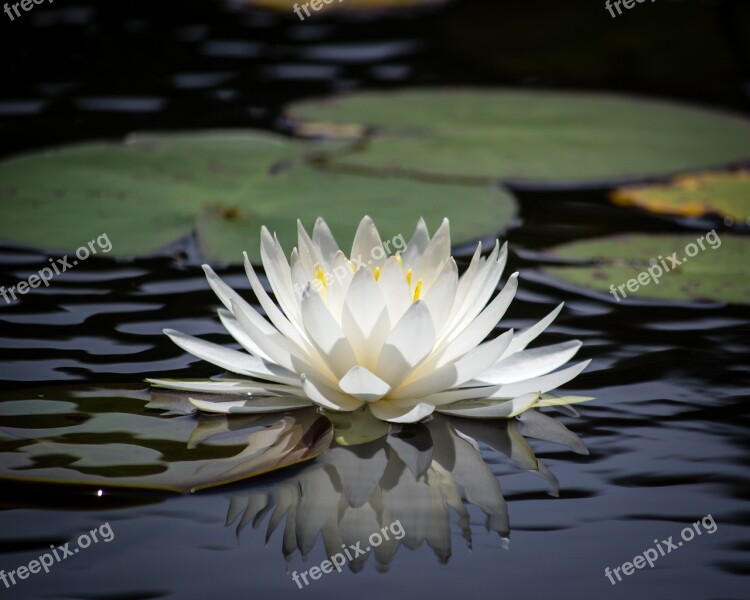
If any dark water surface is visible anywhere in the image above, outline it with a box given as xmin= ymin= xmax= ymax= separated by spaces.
xmin=1 ymin=1 xmax=749 ymax=599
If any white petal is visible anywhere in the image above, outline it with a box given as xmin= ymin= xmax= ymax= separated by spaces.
xmin=202 ymin=265 xmax=275 ymax=336
xmin=534 ymin=394 xmax=594 ymax=408
xmin=375 ymin=300 xmax=435 ymax=386
xmin=443 ymin=241 xmax=506 ymax=340
xmin=401 ymin=217 xmax=430 ymax=268
xmin=290 ymin=248 xmax=311 ymax=299
xmin=503 ymin=303 xmax=564 ymax=358
xmin=260 ymin=227 xmax=300 ymax=323
xmin=391 ymin=329 xmax=513 ymax=400
xmin=341 ymin=268 xmax=391 ymax=366
xmin=296 ymin=219 xmax=322 ymax=274
xmin=243 ymin=252 xmax=309 ymax=349
xmin=147 ymin=377 xmax=303 ymax=396
xmin=452 ymin=242 xmax=482 ymax=309
xmin=312 ymin=217 xmax=340 ymax=268
xmin=421 ymin=258 xmax=458 ymax=336
xmin=189 ymin=396 xmax=313 ymax=414
xmin=163 ymin=328 xmax=298 ymax=385
xmin=338 ymin=366 xmax=391 ymax=402
xmin=436 ymin=272 xmax=518 ymax=366
xmin=300 ymin=285 xmax=358 ymax=379
xmin=369 ymin=401 xmax=435 ymax=423
xmin=377 ymin=255 xmax=412 ymax=324
xmin=472 ymin=340 xmax=583 ymax=385
xmin=422 ymin=384 xmax=500 ymax=406
xmin=436 ymin=392 xmax=540 ymax=419
xmin=325 ymin=251 xmax=355 ymax=324
xmin=301 ymin=374 xmax=364 ymax=411
xmin=413 ymin=218 xmax=451 ymax=285
xmin=217 ymin=308 xmax=273 ymax=361
xmin=350 ymin=215 xmax=386 ymax=270
xmin=486 ymin=360 xmax=591 ymax=399
xmin=230 ymin=299 xmax=325 ymax=379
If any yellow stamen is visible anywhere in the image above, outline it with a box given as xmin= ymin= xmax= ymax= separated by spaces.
xmin=405 ymin=268 xmax=413 ymax=286
xmin=314 ymin=265 xmax=328 ymax=288
xmin=373 ymin=266 xmax=381 ymax=281
xmin=348 ymin=260 xmax=356 ymax=272
xmin=394 ymin=253 xmax=403 ymax=267
xmin=412 ymin=278 xmax=423 ymax=302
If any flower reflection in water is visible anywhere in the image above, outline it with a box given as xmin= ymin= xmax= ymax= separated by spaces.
xmin=217 ymin=407 xmax=588 ymax=572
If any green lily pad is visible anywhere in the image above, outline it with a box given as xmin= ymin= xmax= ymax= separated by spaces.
xmin=612 ymin=171 xmax=750 ymax=225
xmin=539 ymin=234 xmax=749 ymax=304
xmin=0 ymin=385 xmax=332 ymax=493
xmin=321 ymin=407 xmax=391 ymax=446
xmin=288 ymin=89 xmax=750 ymax=187
xmin=0 ymin=131 xmax=517 ymax=264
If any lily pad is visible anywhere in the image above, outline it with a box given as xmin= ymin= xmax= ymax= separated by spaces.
xmin=0 ymin=385 xmax=332 ymax=493
xmin=612 ymin=171 xmax=750 ymax=225
xmin=288 ymin=89 xmax=750 ymax=187
xmin=539 ymin=234 xmax=749 ymax=304
xmin=0 ymin=131 xmax=517 ymax=264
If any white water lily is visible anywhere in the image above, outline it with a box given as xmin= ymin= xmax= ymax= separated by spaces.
xmin=148 ymin=216 xmax=592 ymax=423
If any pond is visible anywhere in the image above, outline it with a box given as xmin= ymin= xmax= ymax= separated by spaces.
xmin=0 ymin=2 xmax=748 ymax=600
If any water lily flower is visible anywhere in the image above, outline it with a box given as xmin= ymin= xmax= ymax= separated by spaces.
xmin=148 ymin=216 xmax=591 ymax=423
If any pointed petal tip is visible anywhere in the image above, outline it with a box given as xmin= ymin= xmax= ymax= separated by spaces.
xmin=338 ymin=366 xmax=391 ymax=402
xmin=371 ymin=401 xmax=435 ymax=423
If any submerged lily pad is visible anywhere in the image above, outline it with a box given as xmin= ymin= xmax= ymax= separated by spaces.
xmin=612 ymin=171 xmax=750 ymax=225
xmin=288 ymin=90 xmax=750 ymax=187
xmin=539 ymin=234 xmax=749 ymax=304
xmin=0 ymin=131 xmax=516 ymax=264
xmin=0 ymin=385 xmax=332 ymax=492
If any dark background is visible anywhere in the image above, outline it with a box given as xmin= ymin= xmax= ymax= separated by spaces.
xmin=0 ymin=3 xmax=749 ymax=600
xmin=1 ymin=0 xmax=749 ymax=160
